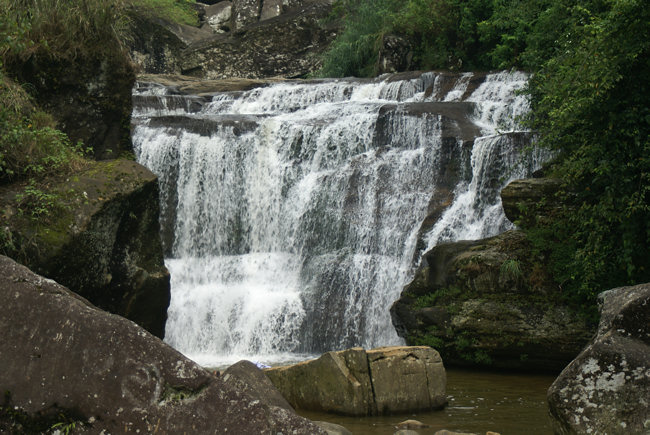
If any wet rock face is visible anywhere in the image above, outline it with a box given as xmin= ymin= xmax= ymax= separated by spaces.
xmin=0 ymin=159 xmax=170 ymax=338
xmin=0 ymin=256 xmax=325 ymax=434
xmin=391 ymin=230 xmax=595 ymax=371
xmin=265 ymin=346 xmax=446 ymax=416
xmin=547 ymin=283 xmax=650 ymax=434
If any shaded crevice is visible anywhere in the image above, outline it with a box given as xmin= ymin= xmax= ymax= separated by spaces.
xmin=364 ymin=354 xmax=379 ymax=416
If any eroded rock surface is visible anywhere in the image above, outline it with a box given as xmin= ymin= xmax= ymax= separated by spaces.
xmin=391 ymin=230 xmax=595 ymax=371
xmin=0 ymin=159 xmax=170 ymax=337
xmin=548 ymin=283 xmax=650 ymax=434
xmin=0 ymin=256 xmax=325 ymax=434
xmin=265 ymin=346 xmax=446 ymax=415
xmin=221 ymin=360 xmax=295 ymax=411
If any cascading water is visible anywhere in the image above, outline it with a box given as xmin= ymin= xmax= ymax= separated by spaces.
xmin=131 ymin=71 xmax=546 ymax=366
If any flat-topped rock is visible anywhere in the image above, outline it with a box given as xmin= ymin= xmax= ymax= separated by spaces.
xmin=265 ymin=346 xmax=446 ymax=416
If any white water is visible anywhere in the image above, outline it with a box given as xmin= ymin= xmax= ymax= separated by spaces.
xmin=132 ymin=71 xmax=544 ymax=367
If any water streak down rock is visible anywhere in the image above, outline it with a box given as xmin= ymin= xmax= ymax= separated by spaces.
xmin=0 ymin=255 xmax=325 ymax=434
xmin=265 ymin=346 xmax=446 ymax=416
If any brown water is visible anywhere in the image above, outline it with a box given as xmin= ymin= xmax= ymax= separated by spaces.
xmin=297 ymin=369 xmax=555 ymax=435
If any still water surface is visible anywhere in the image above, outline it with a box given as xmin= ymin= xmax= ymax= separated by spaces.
xmin=297 ymin=369 xmax=555 ymax=435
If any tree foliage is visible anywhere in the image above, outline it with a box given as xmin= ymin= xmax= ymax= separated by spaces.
xmin=528 ymin=0 xmax=650 ymax=301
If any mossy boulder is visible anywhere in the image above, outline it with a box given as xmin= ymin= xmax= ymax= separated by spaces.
xmin=0 ymin=159 xmax=170 ymax=338
xmin=390 ymin=230 xmax=595 ymax=371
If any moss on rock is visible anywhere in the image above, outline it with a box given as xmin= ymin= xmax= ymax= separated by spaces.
xmin=391 ymin=230 xmax=596 ymax=372
xmin=0 ymin=159 xmax=170 ymax=338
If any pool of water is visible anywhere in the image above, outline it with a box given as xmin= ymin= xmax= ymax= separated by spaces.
xmin=297 ymin=369 xmax=556 ymax=435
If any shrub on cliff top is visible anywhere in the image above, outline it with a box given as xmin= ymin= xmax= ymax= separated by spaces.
xmin=0 ymin=0 xmax=197 ymax=67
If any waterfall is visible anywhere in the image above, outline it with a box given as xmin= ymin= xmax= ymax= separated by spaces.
xmin=132 ymin=71 xmax=546 ymax=366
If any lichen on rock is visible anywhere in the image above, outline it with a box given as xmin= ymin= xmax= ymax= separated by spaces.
xmin=547 ymin=283 xmax=650 ymax=434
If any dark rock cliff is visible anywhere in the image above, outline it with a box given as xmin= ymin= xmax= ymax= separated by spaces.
xmin=6 ymin=55 xmax=135 ymax=160
xmin=0 ymin=159 xmax=170 ymax=338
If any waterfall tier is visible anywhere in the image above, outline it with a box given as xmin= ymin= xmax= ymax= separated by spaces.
xmin=132 ymin=71 xmax=546 ymax=367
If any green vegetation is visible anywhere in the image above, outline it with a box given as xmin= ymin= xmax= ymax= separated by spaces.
xmin=322 ymin=0 xmax=650 ymax=314
xmin=413 ymin=286 xmax=461 ymax=308
xmin=0 ymin=0 xmax=197 ymax=220
xmin=319 ymin=0 xmax=495 ymax=77
xmin=135 ymin=0 xmax=199 ymax=26
xmin=499 ymin=259 xmax=522 ymax=281
xmin=526 ymin=0 xmax=650 ymax=304
xmin=1 ymin=391 xmax=83 ymax=434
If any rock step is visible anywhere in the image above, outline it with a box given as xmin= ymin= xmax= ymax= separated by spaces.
xmin=265 ymin=346 xmax=447 ymax=416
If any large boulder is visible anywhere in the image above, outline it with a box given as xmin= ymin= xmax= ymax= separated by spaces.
xmin=0 ymin=159 xmax=170 ymax=338
xmin=547 ymin=283 xmax=650 ymax=434
xmin=0 ymin=255 xmax=325 ymax=434
xmin=205 ymin=1 xmax=233 ymax=33
xmin=265 ymin=346 xmax=446 ymax=416
xmin=391 ymin=230 xmax=595 ymax=371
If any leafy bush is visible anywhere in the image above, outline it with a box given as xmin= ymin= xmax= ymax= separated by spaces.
xmin=0 ymin=74 xmax=89 ymax=184
xmin=525 ymin=0 xmax=650 ymax=302
xmin=319 ymin=0 xmax=495 ymax=77
xmin=319 ymin=0 xmax=400 ymax=77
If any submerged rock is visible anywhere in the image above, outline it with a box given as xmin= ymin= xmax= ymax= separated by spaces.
xmin=0 ymin=159 xmax=170 ymax=337
xmin=0 ymin=255 xmax=325 ymax=434
xmin=391 ymin=230 xmax=595 ymax=371
xmin=547 ymin=283 xmax=650 ymax=434
xmin=265 ymin=346 xmax=446 ymax=416
xmin=314 ymin=420 xmax=353 ymax=435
